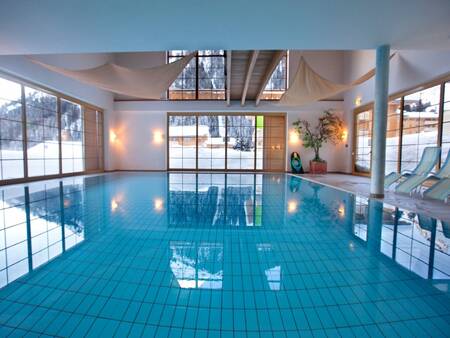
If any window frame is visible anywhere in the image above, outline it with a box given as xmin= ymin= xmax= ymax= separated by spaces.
xmin=167 ymin=112 xmax=286 ymax=172
xmin=260 ymin=51 xmax=289 ymax=101
xmin=167 ymin=50 xmax=227 ymax=101
xmin=0 ymin=70 xmax=104 ymax=186
xmin=352 ymin=73 xmax=450 ymax=177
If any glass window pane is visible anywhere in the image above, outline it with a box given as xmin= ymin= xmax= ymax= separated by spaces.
xmin=384 ymin=99 xmax=402 ymax=174
xmin=262 ymin=54 xmax=288 ymax=100
xmin=402 ymin=85 xmax=439 ymax=171
xmin=61 ymin=99 xmax=84 ymax=173
xmin=198 ymin=115 xmax=226 ymax=170
xmin=25 ymin=87 xmax=59 ymax=177
xmin=227 ymin=116 xmax=256 ymax=170
xmin=168 ymin=115 xmax=197 ymax=169
xmin=354 ymin=109 xmax=372 ymax=173
xmin=0 ymin=77 xmax=24 ymax=180
xmin=168 ymin=51 xmax=225 ymax=100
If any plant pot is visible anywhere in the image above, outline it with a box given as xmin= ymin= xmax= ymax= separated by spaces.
xmin=309 ymin=160 xmax=327 ymax=174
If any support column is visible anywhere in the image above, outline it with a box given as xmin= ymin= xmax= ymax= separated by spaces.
xmin=370 ymin=45 xmax=390 ymax=198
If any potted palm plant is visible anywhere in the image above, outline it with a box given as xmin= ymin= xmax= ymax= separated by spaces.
xmin=292 ymin=110 xmax=345 ymax=174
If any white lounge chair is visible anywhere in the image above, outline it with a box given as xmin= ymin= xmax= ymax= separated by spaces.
xmin=423 ymin=178 xmax=450 ymax=202
xmin=395 ymin=149 xmax=450 ymax=194
xmin=384 ymin=146 xmax=441 ymax=189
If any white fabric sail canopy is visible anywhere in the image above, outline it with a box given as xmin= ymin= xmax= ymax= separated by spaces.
xmin=30 ymin=53 xmax=196 ymax=99
xmin=279 ymin=55 xmax=393 ymax=106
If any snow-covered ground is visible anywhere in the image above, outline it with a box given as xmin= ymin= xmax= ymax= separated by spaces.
xmin=356 ymin=130 xmax=440 ymax=174
xmin=169 ymin=124 xmax=263 ymax=169
xmin=169 ymin=143 xmax=257 ymax=169
xmin=1 ymin=142 xmax=83 ymax=179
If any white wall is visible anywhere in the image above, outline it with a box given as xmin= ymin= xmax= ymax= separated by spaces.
xmin=112 ymin=110 xmax=166 ymax=170
xmin=0 ymin=54 xmax=116 ymax=170
xmin=287 ymin=107 xmax=348 ymax=173
xmin=113 ymin=100 xmax=347 ymax=172
xmin=342 ymin=49 xmax=450 ymax=173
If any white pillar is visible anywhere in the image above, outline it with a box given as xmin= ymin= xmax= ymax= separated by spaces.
xmin=370 ymin=45 xmax=390 ymax=198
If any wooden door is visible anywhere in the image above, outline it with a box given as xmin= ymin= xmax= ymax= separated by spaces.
xmin=263 ymin=115 xmax=286 ymax=171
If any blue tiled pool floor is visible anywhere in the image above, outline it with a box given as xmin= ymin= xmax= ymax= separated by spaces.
xmin=0 ymin=173 xmax=449 ymax=337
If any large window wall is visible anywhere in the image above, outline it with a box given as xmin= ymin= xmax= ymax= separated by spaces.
xmin=168 ymin=113 xmax=285 ymax=171
xmin=353 ymin=78 xmax=450 ymax=175
xmin=167 ymin=50 xmax=289 ymax=102
xmin=0 ymin=74 xmax=104 ymax=184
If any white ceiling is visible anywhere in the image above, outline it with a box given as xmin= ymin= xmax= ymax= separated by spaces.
xmin=0 ymin=0 xmax=449 ymax=55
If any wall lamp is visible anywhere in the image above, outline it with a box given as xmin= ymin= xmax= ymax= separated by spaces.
xmin=153 ymin=130 xmax=164 ymax=144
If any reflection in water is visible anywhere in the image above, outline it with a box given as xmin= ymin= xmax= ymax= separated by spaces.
xmin=1 ymin=172 xmax=448 ymax=298
xmin=154 ymin=198 xmax=164 ymax=212
xmin=0 ymin=176 xmax=108 ymax=289
xmin=349 ymin=195 xmax=450 ymax=282
xmin=257 ymin=244 xmax=281 ymax=291
xmin=287 ymin=200 xmax=298 ymax=213
xmin=168 ymin=173 xmax=272 ymax=228
xmin=170 ymin=241 xmax=223 ymax=289
xmin=286 ymin=175 xmax=449 ymax=285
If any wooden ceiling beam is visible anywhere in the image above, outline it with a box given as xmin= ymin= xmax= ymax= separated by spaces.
xmin=255 ymin=50 xmax=285 ymax=106
xmin=241 ymin=50 xmax=259 ymax=106
xmin=226 ymin=50 xmax=232 ymax=106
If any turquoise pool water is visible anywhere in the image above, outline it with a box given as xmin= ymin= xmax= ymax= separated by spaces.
xmin=0 ymin=172 xmax=449 ymax=337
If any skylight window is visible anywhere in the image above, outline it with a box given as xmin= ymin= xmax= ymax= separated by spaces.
xmin=168 ymin=50 xmax=226 ymax=100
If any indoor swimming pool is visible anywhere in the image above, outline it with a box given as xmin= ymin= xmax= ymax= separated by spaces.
xmin=0 ymin=172 xmax=449 ymax=336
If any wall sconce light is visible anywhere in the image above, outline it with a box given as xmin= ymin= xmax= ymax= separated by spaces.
xmin=154 ymin=198 xmax=163 ymax=211
xmin=287 ymin=200 xmax=298 ymax=213
xmin=341 ymin=129 xmax=348 ymax=142
xmin=153 ymin=130 xmax=164 ymax=144
xmin=289 ymin=130 xmax=300 ymax=145
xmin=110 ymin=130 xmax=118 ymax=143
xmin=354 ymin=96 xmax=362 ymax=107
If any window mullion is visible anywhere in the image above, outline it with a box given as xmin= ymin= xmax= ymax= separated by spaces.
xmin=254 ymin=116 xmax=257 ymax=170
xmin=225 ymin=116 xmax=228 ymax=170
xmin=398 ymin=97 xmax=404 ymax=173
xmin=196 ymin=52 xmax=199 ymax=100
xmin=20 ymin=84 xmax=29 ymax=178
xmin=437 ymin=82 xmax=445 ymax=169
xmin=57 ymin=97 xmax=62 ymax=175
xmin=195 ymin=114 xmax=199 ymax=170
xmin=82 ymin=105 xmax=86 ymax=173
